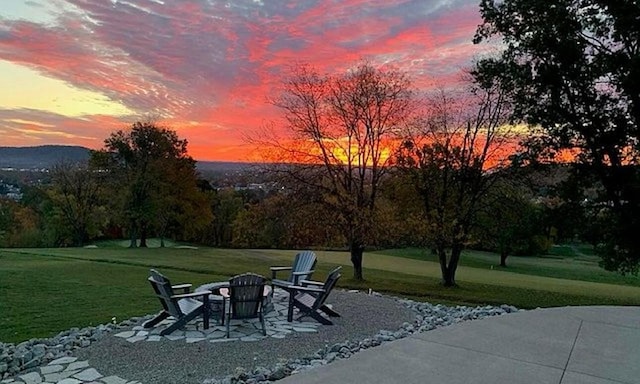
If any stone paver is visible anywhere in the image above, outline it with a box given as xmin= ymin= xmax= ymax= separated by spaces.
xmin=73 ymin=368 xmax=102 ymax=381
xmin=125 ymin=290 xmax=321 ymax=344
xmin=1 ymin=290 xmax=330 ymax=384
xmin=6 ymin=359 xmax=129 ymax=384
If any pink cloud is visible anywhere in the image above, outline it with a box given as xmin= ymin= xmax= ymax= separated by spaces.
xmin=0 ymin=0 xmax=491 ymax=161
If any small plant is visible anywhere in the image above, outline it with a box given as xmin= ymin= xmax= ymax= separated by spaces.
xmin=111 ymin=316 xmax=117 ymax=325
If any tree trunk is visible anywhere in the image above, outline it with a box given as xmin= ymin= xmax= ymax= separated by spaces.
xmin=438 ymin=245 xmax=461 ymax=287
xmin=129 ymin=223 xmax=137 ymax=248
xmin=160 ymin=236 xmax=165 ymax=248
xmin=350 ymin=242 xmax=365 ymax=281
xmin=75 ymin=229 xmax=85 ymax=247
xmin=500 ymin=250 xmax=508 ymax=267
xmin=139 ymin=225 xmax=148 ymax=248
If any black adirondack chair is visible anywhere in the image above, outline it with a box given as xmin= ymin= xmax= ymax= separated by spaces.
xmin=287 ymin=266 xmax=342 ymax=325
xmin=143 ymin=269 xmax=212 ymax=335
xmin=271 ymin=251 xmax=317 ymax=290
xmin=226 ymin=273 xmax=267 ymax=338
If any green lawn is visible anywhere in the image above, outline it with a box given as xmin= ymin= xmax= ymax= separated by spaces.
xmin=2 ymin=245 xmax=640 ymax=343
xmin=372 ymin=247 xmax=640 ymax=287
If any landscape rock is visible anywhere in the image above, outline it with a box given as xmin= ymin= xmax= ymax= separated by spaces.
xmin=201 ymin=295 xmax=520 ymax=383
xmin=0 ymin=316 xmax=138 ymax=378
xmin=1 ymin=292 xmax=520 ymax=383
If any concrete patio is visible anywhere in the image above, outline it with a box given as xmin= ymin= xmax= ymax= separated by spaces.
xmin=278 ymin=306 xmax=640 ymax=384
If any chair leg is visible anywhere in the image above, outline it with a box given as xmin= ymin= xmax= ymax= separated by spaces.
xmin=287 ymin=292 xmax=295 ymax=322
xmin=320 ymin=304 xmax=341 ymax=317
xmin=225 ymin=299 xmax=231 ymax=338
xmin=143 ymin=311 xmax=168 ymax=328
xmin=160 ymin=316 xmax=190 ymax=335
xmin=220 ymin=300 xmax=225 ymax=326
xmin=202 ymin=297 xmax=210 ymax=330
xmin=303 ymin=310 xmax=333 ymax=325
xmin=260 ymin=312 xmax=266 ymax=336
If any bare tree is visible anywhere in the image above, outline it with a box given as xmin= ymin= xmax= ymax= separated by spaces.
xmin=397 ymin=82 xmax=513 ymax=286
xmin=258 ymin=62 xmax=416 ymax=280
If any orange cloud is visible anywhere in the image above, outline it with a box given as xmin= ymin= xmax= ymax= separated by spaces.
xmin=0 ymin=0 xmax=498 ymax=161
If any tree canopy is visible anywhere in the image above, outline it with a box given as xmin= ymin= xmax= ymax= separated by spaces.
xmin=262 ymin=62 xmax=416 ymax=280
xmin=90 ymin=121 xmax=210 ymax=247
xmin=474 ymin=0 xmax=640 ymax=274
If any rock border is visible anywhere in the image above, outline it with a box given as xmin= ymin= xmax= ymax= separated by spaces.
xmin=0 ymin=317 xmax=151 ymax=380
xmin=0 ymin=291 xmax=519 ymax=383
xmin=202 ymin=294 xmax=519 ymax=384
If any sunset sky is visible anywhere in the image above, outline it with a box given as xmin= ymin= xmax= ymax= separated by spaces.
xmin=0 ymin=0 xmax=494 ymax=161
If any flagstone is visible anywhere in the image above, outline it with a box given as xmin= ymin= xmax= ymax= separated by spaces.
xmin=100 ymin=376 xmax=128 ymax=384
xmin=126 ymin=336 xmax=146 ymax=343
xmin=57 ymin=379 xmax=82 ymax=384
xmin=65 ymin=361 xmax=89 ymax=372
xmin=40 ymin=365 xmax=63 ymax=374
xmin=210 ymin=338 xmax=238 ymax=343
xmin=48 ymin=357 xmax=78 ymax=365
xmin=73 ymin=368 xmax=102 ymax=381
xmin=114 ymin=331 xmax=135 ymax=339
xmin=18 ymin=372 xmax=41 ymax=384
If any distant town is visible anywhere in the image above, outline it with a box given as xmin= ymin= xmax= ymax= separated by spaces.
xmin=0 ymin=145 xmax=274 ymax=201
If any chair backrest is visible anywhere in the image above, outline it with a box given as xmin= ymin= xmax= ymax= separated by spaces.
xmin=290 ymin=251 xmax=317 ymax=283
xmin=148 ymin=269 xmax=182 ymax=318
xmin=228 ymin=273 xmax=266 ymax=319
xmin=312 ymin=266 xmax=341 ymax=310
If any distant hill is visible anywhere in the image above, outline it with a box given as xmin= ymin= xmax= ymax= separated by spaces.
xmin=0 ymin=145 xmax=256 ymax=171
xmin=0 ymin=145 xmax=90 ymax=169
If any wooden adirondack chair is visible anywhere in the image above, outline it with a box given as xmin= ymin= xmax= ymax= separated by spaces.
xmin=143 ymin=269 xmax=212 ymax=335
xmin=271 ymin=251 xmax=317 ymax=290
xmin=287 ymin=266 xmax=342 ymax=325
xmin=225 ymin=273 xmax=267 ymax=338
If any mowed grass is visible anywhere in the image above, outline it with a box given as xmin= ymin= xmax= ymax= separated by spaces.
xmin=372 ymin=247 xmax=640 ymax=287
xmin=2 ymin=246 xmax=640 ymax=343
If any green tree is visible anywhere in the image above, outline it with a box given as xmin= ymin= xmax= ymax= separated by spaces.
xmin=475 ymin=179 xmax=547 ymax=266
xmin=90 ymin=121 xmax=205 ymax=247
xmin=209 ymin=189 xmax=245 ymax=247
xmin=259 ymin=62 xmax=416 ymax=280
xmin=474 ymin=0 xmax=640 ymax=273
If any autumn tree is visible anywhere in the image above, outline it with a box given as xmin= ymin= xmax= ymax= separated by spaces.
xmin=48 ymin=162 xmax=106 ymax=246
xmin=474 ymin=0 xmax=640 ymax=273
xmin=397 ymin=84 xmax=512 ymax=286
xmin=260 ymin=62 xmax=416 ymax=280
xmin=0 ymin=197 xmax=45 ymax=247
xmin=91 ymin=121 xmax=207 ymax=247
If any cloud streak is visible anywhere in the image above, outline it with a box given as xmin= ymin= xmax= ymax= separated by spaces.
xmin=0 ymin=0 xmax=489 ymax=160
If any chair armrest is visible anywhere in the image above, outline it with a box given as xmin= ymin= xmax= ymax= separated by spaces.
xmin=291 ymin=270 xmax=314 ymax=276
xmin=171 ymin=290 xmax=211 ymax=300
xmin=291 ymin=270 xmax=314 ymax=285
xmin=288 ymin=285 xmax=325 ymax=294
xmin=270 ymin=266 xmax=292 ymax=271
xmin=171 ymin=283 xmax=192 ymax=293
xmin=271 ymin=266 xmax=292 ymax=279
xmin=299 ymin=279 xmax=323 ymax=286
